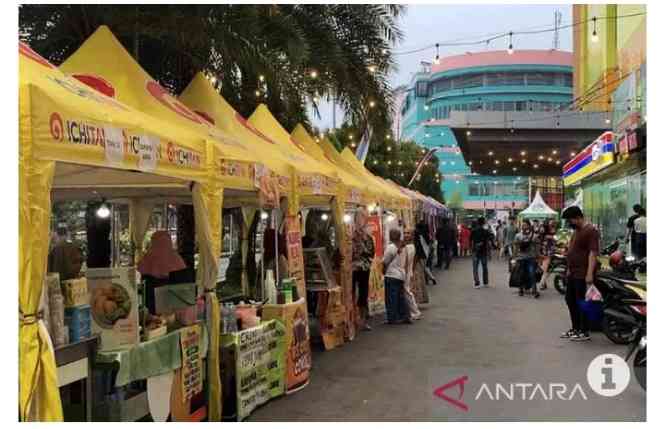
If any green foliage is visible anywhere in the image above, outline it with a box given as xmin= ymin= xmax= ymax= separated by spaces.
xmin=19 ymin=4 xmax=404 ymax=133
xmin=326 ymin=124 xmax=444 ymax=203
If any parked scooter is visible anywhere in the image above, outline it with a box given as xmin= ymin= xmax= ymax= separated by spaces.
xmin=549 ymin=253 xmax=568 ymax=295
xmin=603 ymin=298 xmax=646 ymax=390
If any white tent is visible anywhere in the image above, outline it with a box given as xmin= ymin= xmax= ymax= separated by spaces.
xmin=519 ymin=191 xmax=558 ymax=219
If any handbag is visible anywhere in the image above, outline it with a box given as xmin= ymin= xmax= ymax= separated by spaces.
xmin=509 ymin=260 xmax=524 ymax=288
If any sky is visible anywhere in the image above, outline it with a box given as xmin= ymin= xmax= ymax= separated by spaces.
xmin=310 ymin=3 xmax=573 ymax=130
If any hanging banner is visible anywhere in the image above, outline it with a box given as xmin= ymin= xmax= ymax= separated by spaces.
xmin=366 ymin=215 xmax=383 ymax=258
xmin=262 ymin=299 xmax=311 ymax=393
xmin=258 ymin=175 xmax=280 ymax=209
xmin=285 ymin=216 xmax=306 ymax=299
xmin=563 ymin=132 xmax=615 ymax=186
xmin=233 ymin=320 xmax=286 ymax=420
xmin=367 ymin=257 xmax=385 ymax=317
xmin=179 ymin=324 xmax=203 ymax=402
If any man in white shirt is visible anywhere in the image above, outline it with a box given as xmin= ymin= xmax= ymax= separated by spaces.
xmin=383 ymin=228 xmax=409 ymax=324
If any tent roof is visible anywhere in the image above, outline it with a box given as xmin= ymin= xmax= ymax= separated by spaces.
xmin=519 ymin=191 xmax=558 ymax=218
xmin=291 ymin=125 xmax=372 ymax=204
xmin=248 ymin=104 xmax=338 ymax=181
xmin=59 ymin=25 xmax=252 ymax=165
xmin=178 ymin=72 xmax=293 ymax=181
xmin=19 ymin=42 xmax=206 ymax=184
xmin=339 ymin=148 xmax=410 ymax=208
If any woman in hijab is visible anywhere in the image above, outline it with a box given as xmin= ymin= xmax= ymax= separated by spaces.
xmin=138 ymin=230 xmax=187 ymax=314
xmin=402 ymin=230 xmax=423 ymax=321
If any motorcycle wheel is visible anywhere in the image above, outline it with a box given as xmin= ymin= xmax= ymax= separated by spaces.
xmin=553 ymin=275 xmax=566 ymax=295
xmin=602 ymin=313 xmax=637 ymax=345
xmin=634 ymin=347 xmax=646 ymax=391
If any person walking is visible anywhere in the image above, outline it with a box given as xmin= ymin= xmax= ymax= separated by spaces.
xmin=436 ymin=218 xmax=457 ymax=270
xmin=459 ymin=223 xmax=471 ymax=257
xmin=632 ymin=206 xmax=646 ymax=260
xmin=503 ymin=217 xmax=518 ymax=259
xmin=495 ymin=220 xmax=505 ymax=257
xmin=626 ymin=204 xmax=643 ymax=257
xmin=538 ymin=219 xmax=558 ymax=290
xmin=383 ymin=228 xmax=409 ymax=324
xmin=416 ymin=220 xmax=437 ymax=285
xmin=514 ymin=220 xmax=541 ymax=298
xmin=403 ymin=230 xmax=422 ymax=321
xmin=470 ymin=217 xmax=493 ymax=289
xmin=352 ymin=208 xmax=375 ymax=331
xmin=560 ymin=206 xmax=600 ymax=342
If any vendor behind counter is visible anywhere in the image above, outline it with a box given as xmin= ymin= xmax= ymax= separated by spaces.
xmin=138 ymin=230 xmax=194 ymax=314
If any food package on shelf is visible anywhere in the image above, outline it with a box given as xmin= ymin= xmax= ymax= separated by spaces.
xmin=87 ymin=267 xmax=139 ymax=351
xmin=46 ymin=273 xmax=66 ymax=347
xmin=65 ymin=304 xmax=92 ymax=343
xmin=62 ymin=277 xmax=89 ymax=308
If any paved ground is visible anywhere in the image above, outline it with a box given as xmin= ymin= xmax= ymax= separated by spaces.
xmin=250 ymin=256 xmax=646 ymax=421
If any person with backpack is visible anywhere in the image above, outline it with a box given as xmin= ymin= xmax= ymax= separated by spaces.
xmin=470 ymin=217 xmax=493 ymax=289
xmin=514 ymin=219 xmax=541 ymax=298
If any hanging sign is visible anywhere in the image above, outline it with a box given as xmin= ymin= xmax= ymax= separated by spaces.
xmin=179 ymin=324 xmax=203 ymax=402
xmin=563 ymin=132 xmax=615 ymax=186
xmin=138 ymin=134 xmax=159 ymax=172
xmin=285 ymin=216 xmax=306 ymax=299
xmin=104 ymin=125 xmax=125 ymax=166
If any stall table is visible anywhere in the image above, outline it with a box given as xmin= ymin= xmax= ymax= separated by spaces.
xmin=55 ymin=335 xmax=100 ymax=421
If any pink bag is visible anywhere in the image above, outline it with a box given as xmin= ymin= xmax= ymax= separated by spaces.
xmin=585 ymin=284 xmax=603 ymax=302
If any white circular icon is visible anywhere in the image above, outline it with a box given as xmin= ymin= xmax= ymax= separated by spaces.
xmin=587 ymin=353 xmax=631 ymax=397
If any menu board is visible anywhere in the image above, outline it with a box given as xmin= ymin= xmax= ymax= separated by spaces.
xmin=285 ymin=216 xmax=306 ymax=299
xmin=180 ymin=324 xmax=203 ymax=402
xmin=233 ymin=320 xmax=286 ymax=420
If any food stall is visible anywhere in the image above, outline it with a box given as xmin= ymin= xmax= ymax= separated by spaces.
xmin=19 ymin=34 xmax=234 ymax=421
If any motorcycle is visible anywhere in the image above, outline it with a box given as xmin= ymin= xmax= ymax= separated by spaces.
xmin=549 ymin=253 xmax=568 ymax=295
xmin=595 ymin=271 xmax=645 ymax=344
xmin=603 ymin=298 xmax=646 ymax=390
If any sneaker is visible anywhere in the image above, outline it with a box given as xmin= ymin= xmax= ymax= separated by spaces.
xmin=560 ymin=329 xmax=576 ymax=339
xmin=474 ymin=284 xmax=483 ymax=289
xmin=570 ymin=332 xmax=591 ymax=342
xmin=534 ymin=291 xmax=541 ymax=298
xmin=362 ymin=324 xmax=373 ymax=331
xmin=539 ymin=283 xmax=548 ymax=290
xmin=401 ymin=318 xmax=413 ymax=324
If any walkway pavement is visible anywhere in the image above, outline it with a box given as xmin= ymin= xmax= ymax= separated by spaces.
xmin=249 ymin=256 xmax=646 ymax=421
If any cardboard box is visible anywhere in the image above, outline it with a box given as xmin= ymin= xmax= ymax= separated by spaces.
xmin=87 ymin=267 xmax=139 ymax=351
xmin=62 ymin=277 xmax=88 ymax=307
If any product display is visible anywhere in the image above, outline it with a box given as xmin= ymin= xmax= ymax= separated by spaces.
xmin=87 ymin=267 xmax=139 ymax=351
xmin=64 ymin=304 xmax=92 ymax=343
xmin=62 ymin=277 xmax=88 ymax=308
xmin=46 ymin=272 xmax=67 ymax=348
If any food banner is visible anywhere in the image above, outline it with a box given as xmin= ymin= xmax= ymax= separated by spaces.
xmin=262 ymin=298 xmax=311 ymax=393
xmin=368 ymin=257 xmax=386 ymax=317
xmin=231 ymin=320 xmax=286 ymax=421
xmin=367 ymin=215 xmax=383 ymax=258
xmin=285 ymin=216 xmax=306 ymax=299
xmin=179 ymin=324 xmax=203 ymax=402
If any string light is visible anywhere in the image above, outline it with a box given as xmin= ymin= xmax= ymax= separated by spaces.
xmin=424 ymin=105 xmax=429 ymax=111
xmin=369 ymin=100 xmax=376 ymax=108
xmin=507 ymin=31 xmax=514 ymax=55
xmin=368 ymin=65 xmax=377 ymax=73
xmin=466 ymin=130 xmax=472 ymax=136
xmin=591 ymin=17 xmax=599 ymax=43
xmin=488 ymin=151 xmax=494 ymax=156
xmin=492 ymin=169 xmax=497 ymax=174
xmin=508 ymin=157 xmax=513 ymax=162
xmin=259 ymin=75 xmax=265 ymax=82
xmin=310 ymin=70 xmax=318 ymax=79
xmin=520 ymin=150 xmax=527 ymax=156
xmin=512 ymin=167 xmax=517 ymax=172
xmin=533 ymin=164 xmax=539 ymax=169
xmin=552 ymin=149 xmax=558 ymax=155
xmin=255 ymin=90 xmax=261 ymax=97
xmin=434 ymin=43 xmax=440 ymax=65
xmin=521 ymin=159 xmax=527 ymax=164
xmin=387 ymin=146 xmax=392 ymax=152
xmin=373 ymin=160 xmax=378 ymax=165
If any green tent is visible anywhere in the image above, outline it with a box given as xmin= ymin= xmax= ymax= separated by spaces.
xmin=519 ymin=191 xmax=558 ymax=219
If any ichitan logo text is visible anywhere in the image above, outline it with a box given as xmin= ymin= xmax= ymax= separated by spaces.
xmin=166 ymin=141 xmax=201 ymax=168
xmin=49 ymin=112 xmax=64 ymax=141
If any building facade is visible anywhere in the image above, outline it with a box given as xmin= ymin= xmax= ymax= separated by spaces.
xmin=567 ymin=4 xmax=646 ymax=245
xmin=398 ymin=50 xmax=575 ymax=212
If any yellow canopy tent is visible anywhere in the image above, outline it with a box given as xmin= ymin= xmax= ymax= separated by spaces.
xmin=291 ymin=124 xmax=373 ymax=206
xmin=339 ymin=148 xmax=410 ymax=210
xmin=178 ymin=72 xmax=295 ymax=204
xmin=19 ymin=41 xmax=220 ymax=421
xmin=248 ymin=105 xmax=339 ymax=210
xmin=56 ymin=26 xmax=239 ymax=420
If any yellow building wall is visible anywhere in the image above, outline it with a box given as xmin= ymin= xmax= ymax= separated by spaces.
xmin=573 ymin=4 xmax=645 ymax=112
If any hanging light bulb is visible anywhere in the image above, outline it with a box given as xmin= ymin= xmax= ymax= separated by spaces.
xmin=259 ymin=75 xmax=265 ymax=82
xmin=520 ymin=150 xmax=527 ymax=156
xmin=369 ymin=100 xmax=376 ymax=108
xmin=368 ymin=65 xmax=377 ymax=73
xmin=434 ymin=43 xmax=441 ymax=65
xmin=466 ymin=130 xmax=472 ymax=137
xmin=424 ymin=105 xmax=430 ymax=111
xmin=96 ymin=202 xmax=111 ymax=219
xmin=591 ymin=16 xmax=599 ymax=43
xmin=321 ymin=213 xmax=329 ymax=221
xmin=310 ymin=70 xmax=318 ymax=79
xmin=260 ymin=211 xmax=269 ymax=220
xmin=343 ymin=214 xmax=353 ymax=224
xmin=507 ymin=31 xmax=514 ymax=55
xmin=255 ymin=90 xmax=261 ymax=97
xmin=488 ymin=151 xmax=494 ymax=156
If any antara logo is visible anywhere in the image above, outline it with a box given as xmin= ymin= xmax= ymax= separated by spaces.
xmin=475 ymin=383 xmax=588 ymax=401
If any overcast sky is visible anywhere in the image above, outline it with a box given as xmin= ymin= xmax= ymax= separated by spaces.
xmin=310 ymin=3 xmax=573 ymax=129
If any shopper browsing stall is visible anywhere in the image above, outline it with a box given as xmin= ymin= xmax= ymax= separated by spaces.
xmin=514 ymin=220 xmax=541 ymax=298
xmin=402 ymin=230 xmax=422 ymax=321
xmin=352 ymin=208 xmax=375 ymax=331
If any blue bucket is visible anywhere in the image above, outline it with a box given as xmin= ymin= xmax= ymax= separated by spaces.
xmin=578 ymin=299 xmax=604 ymax=323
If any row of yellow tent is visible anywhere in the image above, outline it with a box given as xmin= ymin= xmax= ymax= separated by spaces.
xmin=19 ymin=25 xmax=445 ymax=421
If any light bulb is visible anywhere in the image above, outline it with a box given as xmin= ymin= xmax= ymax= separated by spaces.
xmin=310 ymin=70 xmax=318 ymax=79
xmin=96 ymin=203 xmax=110 ymax=219
xmin=369 ymin=100 xmax=376 ymax=108
xmin=259 ymin=75 xmax=265 ymax=82
xmin=508 ymin=44 xmax=514 ymax=55
xmin=260 ymin=211 xmax=269 ymax=220
xmin=386 ymin=215 xmax=396 ymax=223
xmin=343 ymin=214 xmax=352 ymax=224
xmin=321 ymin=213 xmax=329 ymax=221
xmin=591 ymin=31 xmax=599 ymax=43
xmin=434 ymin=56 xmax=440 ymax=65
xmin=466 ymin=130 xmax=472 ymax=136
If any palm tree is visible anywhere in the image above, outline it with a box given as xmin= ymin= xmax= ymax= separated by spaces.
xmin=19 ymin=4 xmax=405 ymax=133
